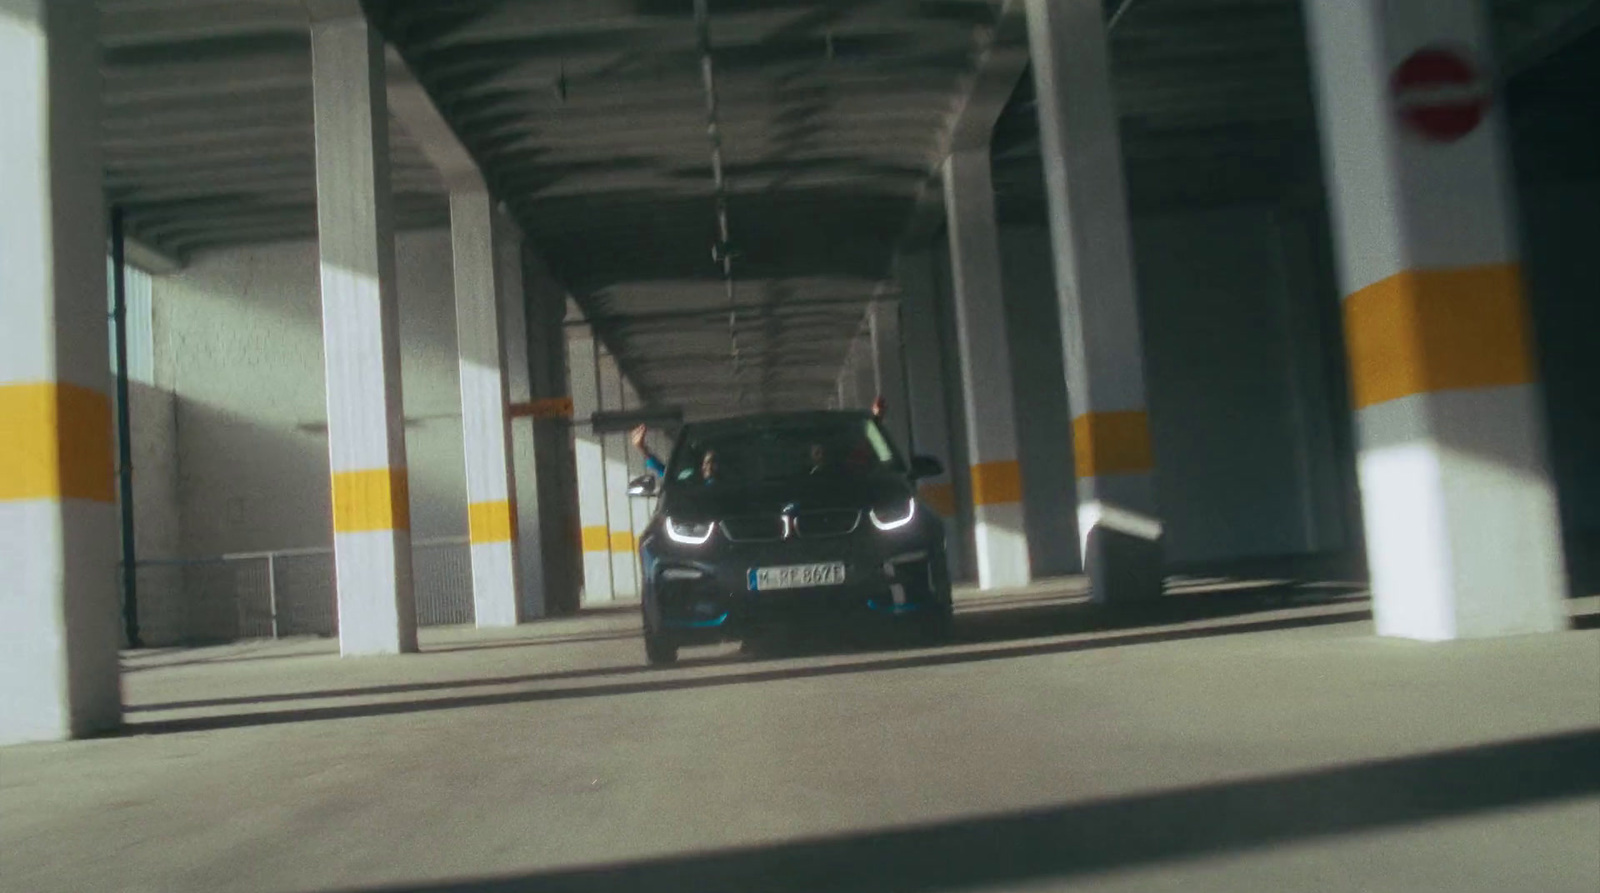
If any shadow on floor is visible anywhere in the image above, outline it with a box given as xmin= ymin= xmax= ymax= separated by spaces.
xmin=126 ymin=654 xmax=671 ymax=714
xmin=122 ymin=629 xmax=644 ymax=675
xmin=336 ymin=728 xmax=1600 ymax=893
xmin=421 ymin=630 xmax=643 ymax=655
xmin=123 ymin=589 xmax=1374 ymax=734
xmin=128 ymin=587 xmax=1362 ymax=714
xmin=121 ymin=643 xmax=334 ymax=674
xmin=952 ymin=586 xmax=1368 ymax=648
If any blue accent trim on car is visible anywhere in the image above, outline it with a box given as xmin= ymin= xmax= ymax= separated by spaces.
xmin=665 ymin=612 xmax=730 ymax=629
xmin=867 ymin=600 xmax=925 ymax=614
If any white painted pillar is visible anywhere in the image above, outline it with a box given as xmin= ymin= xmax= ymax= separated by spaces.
xmin=568 ymin=329 xmax=613 ymax=605
xmin=451 ymin=185 xmax=521 ymax=628
xmin=622 ymin=381 xmax=654 ymax=550
xmin=598 ymin=351 xmax=638 ymax=598
xmin=0 ymin=0 xmax=122 ymax=745
xmin=1303 ymin=0 xmax=1567 ymax=638
xmin=942 ymin=149 xmax=1031 ymax=590
xmin=310 ymin=7 xmax=418 ymax=654
xmin=1025 ymin=0 xmax=1163 ymax=604
xmin=897 ymin=250 xmax=967 ymax=579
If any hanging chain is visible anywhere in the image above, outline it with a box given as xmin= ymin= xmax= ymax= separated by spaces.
xmin=694 ymin=0 xmax=745 ymax=407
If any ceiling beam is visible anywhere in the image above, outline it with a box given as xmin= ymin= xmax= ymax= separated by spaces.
xmin=99 ymin=0 xmax=308 ymax=48
xmin=385 ymin=44 xmax=484 ymax=190
xmin=893 ymin=0 xmax=1030 ymax=253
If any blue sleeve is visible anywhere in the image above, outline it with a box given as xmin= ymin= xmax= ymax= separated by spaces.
xmin=645 ymin=455 xmax=665 ymax=476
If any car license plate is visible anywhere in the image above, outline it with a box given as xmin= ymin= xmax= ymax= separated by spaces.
xmin=748 ymin=562 xmax=847 ymax=591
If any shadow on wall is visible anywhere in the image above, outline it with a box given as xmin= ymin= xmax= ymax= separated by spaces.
xmin=1133 ymin=207 xmax=1342 ymax=565
xmin=1519 ymin=179 xmax=1600 ymax=597
xmin=336 ymin=729 xmax=1600 ymax=893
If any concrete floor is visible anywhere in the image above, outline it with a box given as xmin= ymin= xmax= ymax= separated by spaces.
xmin=3 ymin=582 xmax=1598 ymax=893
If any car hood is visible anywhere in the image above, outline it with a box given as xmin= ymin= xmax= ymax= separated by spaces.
xmin=663 ymin=474 xmax=912 ymax=520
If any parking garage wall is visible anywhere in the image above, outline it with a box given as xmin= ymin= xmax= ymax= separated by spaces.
xmin=1520 ymin=177 xmax=1600 ymax=594
xmin=977 ymin=207 xmax=1347 ymax=575
xmin=984 ymin=185 xmax=1599 ymax=586
xmin=139 ymin=229 xmax=470 ymax=642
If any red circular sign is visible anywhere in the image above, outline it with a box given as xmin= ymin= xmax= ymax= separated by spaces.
xmin=1390 ymin=46 xmax=1491 ymax=143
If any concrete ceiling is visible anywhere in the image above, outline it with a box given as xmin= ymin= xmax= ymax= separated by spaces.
xmin=372 ymin=0 xmax=1008 ymax=415
xmin=100 ymin=0 xmax=450 ymax=256
xmin=98 ymin=0 xmax=1599 ymax=416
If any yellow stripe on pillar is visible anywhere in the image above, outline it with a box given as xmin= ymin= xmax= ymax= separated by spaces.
xmin=1343 ymin=263 xmax=1537 ymax=410
xmin=918 ymin=481 xmax=957 ymax=517
xmin=969 ymin=460 xmax=1023 ymax=506
xmin=332 ymin=468 xmax=411 ymax=533
xmin=468 ymin=500 xmax=516 ymax=544
xmin=581 ymin=525 xmax=610 ymax=552
xmin=1072 ymin=411 xmax=1154 ymax=478
xmin=610 ymin=531 xmax=637 ymax=551
xmin=0 ymin=382 xmax=116 ymax=503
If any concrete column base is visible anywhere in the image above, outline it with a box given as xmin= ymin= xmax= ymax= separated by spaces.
xmin=1083 ymin=527 xmax=1165 ymax=607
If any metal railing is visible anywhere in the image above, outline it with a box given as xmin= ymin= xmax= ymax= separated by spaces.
xmin=131 ymin=537 xmax=474 ymax=644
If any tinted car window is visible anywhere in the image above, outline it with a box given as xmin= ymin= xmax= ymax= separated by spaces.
xmin=667 ymin=417 xmax=903 ymax=488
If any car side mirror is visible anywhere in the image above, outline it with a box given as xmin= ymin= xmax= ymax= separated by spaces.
xmin=909 ymin=455 xmax=944 ymax=480
xmin=627 ymin=474 xmax=659 ymax=498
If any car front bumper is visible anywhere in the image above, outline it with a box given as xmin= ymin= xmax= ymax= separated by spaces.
xmin=643 ymin=521 xmax=949 ymax=640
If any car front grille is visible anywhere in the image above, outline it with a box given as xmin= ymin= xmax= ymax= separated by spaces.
xmin=720 ymin=510 xmax=863 ymax=541
xmin=793 ymin=509 xmax=861 ymax=538
xmin=721 ymin=516 xmax=787 ymax=542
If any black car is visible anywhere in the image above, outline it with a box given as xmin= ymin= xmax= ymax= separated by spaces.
xmin=629 ymin=410 xmax=954 ymax=665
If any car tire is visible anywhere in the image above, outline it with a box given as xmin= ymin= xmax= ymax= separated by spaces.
xmin=918 ymin=605 xmax=955 ymax=644
xmin=644 ymin=632 xmax=679 ymax=666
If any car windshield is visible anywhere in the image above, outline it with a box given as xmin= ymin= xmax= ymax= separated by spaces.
xmin=666 ymin=417 xmax=903 ymax=488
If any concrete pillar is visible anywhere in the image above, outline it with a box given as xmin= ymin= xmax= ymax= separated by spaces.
xmin=897 ymin=250 xmax=967 ymax=580
xmin=622 ymin=381 xmax=654 ymax=550
xmin=1303 ymin=0 xmax=1568 ymax=638
xmin=500 ymin=224 xmax=545 ymax=619
xmin=598 ymin=351 xmax=638 ymax=598
xmin=942 ymin=149 xmax=1031 ymax=590
xmin=523 ymin=282 xmax=581 ymax=617
xmin=1025 ymin=0 xmax=1162 ymax=604
xmin=0 ymin=0 xmax=122 ymax=745
xmin=310 ymin=7 xmax=419 ymax=654
xmin=852 ymin=335 xmax=876 ymax=411
xmin=568 ymin=329 xmax=612 ymax=605
xmin=451 ymin=185 xmax=521 ymax=628
xmin=870 ymin=302 xmax=912 ymax=448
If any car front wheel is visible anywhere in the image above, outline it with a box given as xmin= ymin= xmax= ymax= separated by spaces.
xmin=919 ymin=603 xmax=955 ymax=644
xmin=644 ymin=631 xmax=679 ymax=666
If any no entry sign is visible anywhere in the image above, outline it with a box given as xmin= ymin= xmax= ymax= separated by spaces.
xmin=1390 ymin=46 xmax=1491 ymax=143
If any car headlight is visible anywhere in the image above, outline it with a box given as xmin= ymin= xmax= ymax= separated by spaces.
xmin=665 ymin=517 xmax=716 ymax=545
xmin=869 ymin=498 xmax=917 ymax=531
